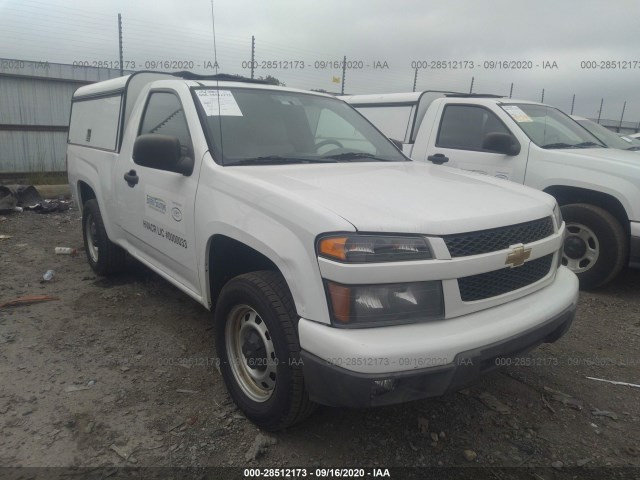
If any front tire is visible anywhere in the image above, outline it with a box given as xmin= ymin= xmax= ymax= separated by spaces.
xmin=561 ymin=203 xmax=627 ymax=290
xmin=214 ymin=271 xmax=316 ymax=431
xmin=82 ymin=199 xmax=126 ymax=276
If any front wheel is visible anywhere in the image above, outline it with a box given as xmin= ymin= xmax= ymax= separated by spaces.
xmin=214 ymin=271 xmax=316 ymax=431
xmin=561 ymin=203 xmax=627 ymax=290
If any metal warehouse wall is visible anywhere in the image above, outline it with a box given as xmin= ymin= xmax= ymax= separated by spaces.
xmin=0 ymin=59 xmax=127 ymax=174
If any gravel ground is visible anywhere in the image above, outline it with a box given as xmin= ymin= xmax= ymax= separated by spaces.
xmin=0 ymin=207 xmax=639 ymax=473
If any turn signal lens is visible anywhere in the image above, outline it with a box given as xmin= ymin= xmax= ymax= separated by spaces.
xmin=318 ymin=235 xmax=432 ymax=263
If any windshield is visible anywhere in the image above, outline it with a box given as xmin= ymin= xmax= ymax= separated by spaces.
xmin=501 ymin=103 xmax=605 ymax=149
xmin=575 ymin=118 xmax=640 ymax=151
xmin=193 ymin=88 xmax=406 ymax=165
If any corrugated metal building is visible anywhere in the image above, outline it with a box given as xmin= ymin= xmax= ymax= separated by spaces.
xmin=0 ymin=59 xmax=127 ymax=173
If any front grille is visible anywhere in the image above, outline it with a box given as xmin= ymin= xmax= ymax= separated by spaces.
xmin=444 ymin=217 xmax=554 ymax=257
xmin=458 ymin=254 xmax=554 ymax=302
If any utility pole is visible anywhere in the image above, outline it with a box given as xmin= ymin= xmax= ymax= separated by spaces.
xmin=469 ymin=76 xmax=474 ymax=94
xmin=341 ymin=55 xmax=346 ymax=95
xmin=570 ymin=94 xmax=575 ymax=115
xmin=619 ymin=101 xmax=626 ymax=131
xmin=413 ymin=68 xmax=418 ymax=92
xmin=597 ymin=98 xmax=604 ymax=124
xmin=509 ymin=83 xmax=513 ymax=99
xmin=541 ymin=88 xmax=545 ymax=103
xmin=250 ymin=35 xmax=255 ymax=79
xmin=117 ymin=13 xmax=124 ymax=76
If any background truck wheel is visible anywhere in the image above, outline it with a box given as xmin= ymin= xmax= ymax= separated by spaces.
xmin=561 ymin=203 xmax=627 ymax=290
xmin=214 ymin=271 xmax=316 ymax=431
xmin=82 ymin=199 xmax=126 ymax=276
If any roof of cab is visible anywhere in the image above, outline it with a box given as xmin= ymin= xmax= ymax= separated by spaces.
xmin=73 ymin=71 xmax=280 ymax=99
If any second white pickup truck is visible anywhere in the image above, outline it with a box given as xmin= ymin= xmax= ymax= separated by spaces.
xmin=342 ymin=92 xmax=640 ymax=289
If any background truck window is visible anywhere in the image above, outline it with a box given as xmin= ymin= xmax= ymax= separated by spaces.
xmin=437 ymin=105 xmax=510 ymax=151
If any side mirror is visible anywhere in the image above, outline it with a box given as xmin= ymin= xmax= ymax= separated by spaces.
xmin=482 ymin=132 xmax=521 ymax=156
xmin=389 ymin=138 xmax=404 ymax=150
xmin=133 ymin=134 xmax=194 ymax=175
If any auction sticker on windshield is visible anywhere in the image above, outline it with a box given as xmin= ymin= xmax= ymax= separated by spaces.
xmin=502 ymin=105 xmax=533 ymax=122
xmin=195 ymin=90 xmax=243 ymax=116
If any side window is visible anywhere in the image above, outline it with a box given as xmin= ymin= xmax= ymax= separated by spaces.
xmin=436 ymin=105 xmax=511 ymax=151
xmin=139 ymin=92 xmax=192 ymax=158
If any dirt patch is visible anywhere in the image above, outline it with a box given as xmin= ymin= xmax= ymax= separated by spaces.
xmin=1 ymin=209 xmax=639 ymax=468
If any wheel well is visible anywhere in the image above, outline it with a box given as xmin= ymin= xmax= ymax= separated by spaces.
xmin=544 ymin=185 xmax=630 ymax=236
xmin=78 ymin=181 xmax=96 ymax=209
xmin=208 ymin=235 xmax=279 ymax=306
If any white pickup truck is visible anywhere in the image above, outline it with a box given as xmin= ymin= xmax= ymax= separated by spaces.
xmin=341 ymin=92 xmax=640 ymax=289
xmin=67 ymin=72 xmax=577 ymax=430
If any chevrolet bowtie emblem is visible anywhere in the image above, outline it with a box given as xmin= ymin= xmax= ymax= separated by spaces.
xmin=505 ymin=245 xmax=531 ymax=267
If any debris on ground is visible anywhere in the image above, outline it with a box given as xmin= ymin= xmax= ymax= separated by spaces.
xmin=176 ymin=389 xmax=199 ymax=394
xmin=110 ymin=443 xmax=138 ymax=463
xmin=591 ymin=409 xmax=619 ymax=420
xmin=0 ymin=295 xmax=59 ymax=309
xmin=586 ymin=376 xmax=640 ymax=389
xmin=42 ymin=270 xmax=55 ymax=282
xmin=462 ymin=449 xmax=477 ymax=462
xmin=477 ymin=391 xmax=511 ymax=414
xmin=0 ymin=235 xmax=11 ymax=240
xmin=0 ymin=185 xmax=43 ymax=212
xmin=417 ymin=416 xmax=429 ymax=434
xmin=543 ymin=386 xmax=583 ymax=410
xmin=551 ymin=460 xmax=564 ymax=470
xmin=245 ymin=433 xmax=278 ymax=462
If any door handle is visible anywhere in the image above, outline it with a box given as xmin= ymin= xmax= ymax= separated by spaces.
xmin=427 ymin=153 xmax=449 ymax=165
xmin=124 ymin=169 xmax=139 ymax=187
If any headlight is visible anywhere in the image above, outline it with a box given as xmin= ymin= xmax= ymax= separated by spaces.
xmin=325 ymin=280 xmax=444 ymax=327
xmin=553 ymin=203 xmax=563 ymax=231
xmin=318 ymin=234 xmax=432 ymax=263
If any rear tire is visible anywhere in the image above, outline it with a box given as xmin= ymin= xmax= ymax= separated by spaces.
xmin=214 ymin=271 xmax=316 ymax=431
xmin=82 ymin=199 xmax=126 ymax=276
xmin=561 ymin=203 xmax=627 ymax=290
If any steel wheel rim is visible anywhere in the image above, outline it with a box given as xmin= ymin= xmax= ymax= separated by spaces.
xmin=225 ymin=304 xmax=276 ymax=403
xmin=85 ymin=213 xmax=99 ymax=263
xmin=562 ymin=222 xmax=599 ymax=273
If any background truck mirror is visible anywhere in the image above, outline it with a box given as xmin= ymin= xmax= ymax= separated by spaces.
xmin=133 ymin=134 xmax=194 ymax=176
xmin=482 ymin=132 xmax=521 ymax=156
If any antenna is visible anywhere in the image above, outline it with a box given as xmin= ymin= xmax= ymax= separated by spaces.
xmin=210 ymin=0 xmax=219 ymax=75
xmin=210 ymin=0 xmax=223 ymax=158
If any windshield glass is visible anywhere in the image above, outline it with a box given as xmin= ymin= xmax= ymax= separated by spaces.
xmin=501 ymin=103 xmax=605 ymax=149
xmin=575 ymin=118 xmax=640 ymax=151
xmin=193 ymin=87 xmax=406 ymax=165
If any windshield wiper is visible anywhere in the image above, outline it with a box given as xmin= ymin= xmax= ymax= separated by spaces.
xmin=226 ymin=155 xmax=337 ymax=166
xmin=572 ymin=141 xmax=603 ymax=148
xmin=541 ymin=142 xmax=574 ymax=149
xmin=321 ymin=152 xmax=400 ymax=162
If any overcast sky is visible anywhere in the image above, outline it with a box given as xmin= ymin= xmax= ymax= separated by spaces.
xmin=1 ymin=0 xmax=640 ymax=124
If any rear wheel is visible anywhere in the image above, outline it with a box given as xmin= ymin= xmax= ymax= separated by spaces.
xmin=82 ymin=199 xmax=126 ymax=275
xmin=561 ymin=203 xmax=627 ymax=290
xmin=214 ymin=271 xmax=316 ymax=431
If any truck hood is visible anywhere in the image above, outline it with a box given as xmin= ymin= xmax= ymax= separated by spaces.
xmin=227 ymin=161 xmax=555 ymax=234
xmin=548 ymin=147 xmax=640 ymax=173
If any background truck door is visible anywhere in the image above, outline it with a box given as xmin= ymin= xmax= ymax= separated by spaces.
xmin=423 ymin=102 xmax=529 ymax=183
xmin=115 ymin=90 xmax=200 ymax=295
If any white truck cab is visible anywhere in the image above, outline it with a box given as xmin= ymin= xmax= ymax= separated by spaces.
xmin=67 ymin=73 xmax=578 ymax=430
xmin=342 ymin=92 xmax=640 ymax=289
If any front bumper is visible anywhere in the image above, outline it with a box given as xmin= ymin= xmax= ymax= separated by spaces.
xmin=302 ymin=304 xmax=574 ymax=407
xmin=299 ymin=266 xmax=578 ymax=408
